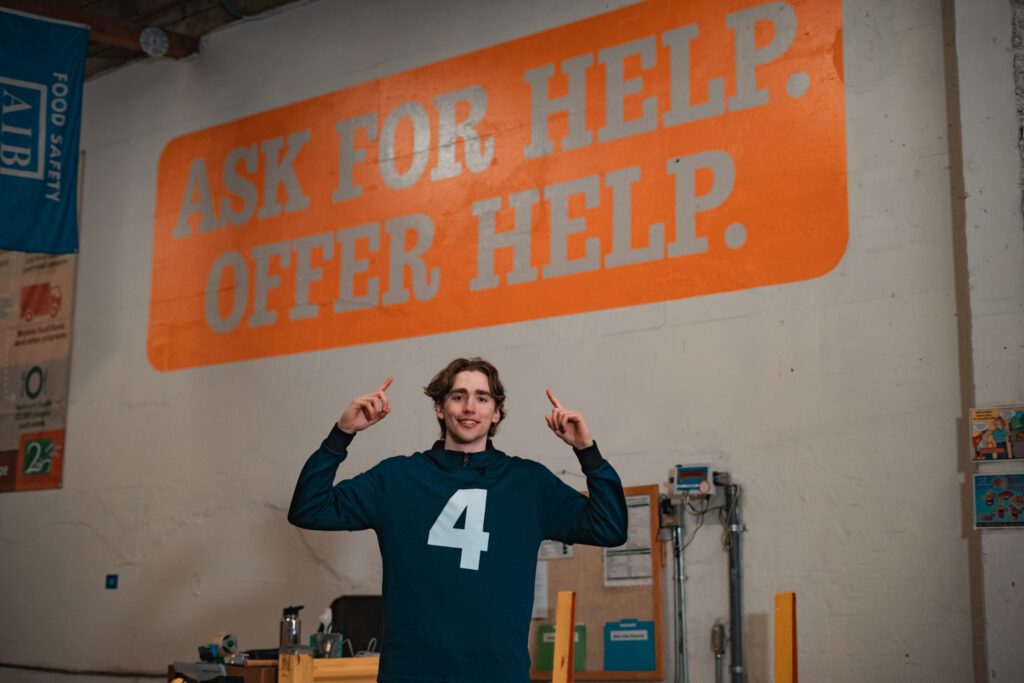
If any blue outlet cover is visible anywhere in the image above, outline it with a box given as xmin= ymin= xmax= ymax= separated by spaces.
xmin=105 ymin=574 xmax=118 ymax=589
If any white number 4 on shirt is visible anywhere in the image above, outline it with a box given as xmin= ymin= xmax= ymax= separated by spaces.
xmin=427 ymin=489 xmax=490 ymax=570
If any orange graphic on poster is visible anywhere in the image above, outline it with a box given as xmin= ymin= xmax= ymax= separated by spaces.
xmin=150 ymin=0 xmax=847 ymax=371
xmin=19 ymin=282 xmax=62 ymax=322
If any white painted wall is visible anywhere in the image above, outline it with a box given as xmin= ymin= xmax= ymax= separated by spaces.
xmin=955 ymin=1 xmax=1024 ymax=681
xmin=0 ymin=1 xmax=1015 ymax=681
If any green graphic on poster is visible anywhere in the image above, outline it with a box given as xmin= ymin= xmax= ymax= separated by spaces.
xmin=23 ymin=436 xmax=55 ymax=475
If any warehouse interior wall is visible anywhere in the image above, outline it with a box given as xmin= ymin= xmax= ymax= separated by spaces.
xmin=954 ymin=0 xmax=1024 ymax=680
xmin=0 ymin=1 xmax=1021 ymax=682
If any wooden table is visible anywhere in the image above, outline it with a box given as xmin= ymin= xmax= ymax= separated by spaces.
xmin=168 ymin=660 xmax=276 ymax=683
xmin=278 ymin=654 xmax=379 ymax=683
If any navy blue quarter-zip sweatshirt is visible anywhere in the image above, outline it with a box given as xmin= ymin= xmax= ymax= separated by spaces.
xmin=288 ymin=426 xmax=628 ymax=683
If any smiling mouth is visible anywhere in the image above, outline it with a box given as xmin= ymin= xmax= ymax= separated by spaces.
xmin=458 ymin=419 xmax=479 ymax=427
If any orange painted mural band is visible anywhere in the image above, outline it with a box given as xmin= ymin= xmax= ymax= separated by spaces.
xmin=150 ymin=0 xmax=846 ymax=370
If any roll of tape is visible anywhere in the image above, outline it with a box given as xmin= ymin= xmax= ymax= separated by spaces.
xmin=212 ymin=631 xmax=238 ymax=655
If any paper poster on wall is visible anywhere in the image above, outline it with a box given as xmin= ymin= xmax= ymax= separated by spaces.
xmin=149 ymin=0 xmax=847 ymax=371
xmin=538 ymin=539 xmax=574 ymax=560
xmin=604 ymin=495 xmax=653 ymax=586
xmin=0 ymin=250 xmax=75 ymax=493
xmin=532 ymin=560 xmax=549 ymax=618
xmin=974 ymin=474 xmax=1024 ymax=529
xmin=970 ymin=407 xmax=1024 ymax=461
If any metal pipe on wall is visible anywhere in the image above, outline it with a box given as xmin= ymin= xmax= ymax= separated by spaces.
xmin=661 ymin=494 xmax=690 ymax=683
xmin=673 ymin=501 xmax=690 ymax=683
xmin=712 ymin=621 xmax=726 ymax=683
xmin=725 ymin=484 xmax=745 ymax=682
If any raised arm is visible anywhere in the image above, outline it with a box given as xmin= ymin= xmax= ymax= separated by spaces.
xmin=542 ymin=389 xmax=627 ymax=547
xmin=287 ymin=378 xmax=393 ymax=531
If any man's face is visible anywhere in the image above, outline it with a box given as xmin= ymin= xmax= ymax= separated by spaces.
xmin=436 ymin=370 xmax=501 ymax=451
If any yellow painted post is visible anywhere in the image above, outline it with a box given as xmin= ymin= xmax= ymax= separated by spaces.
xmin=774 ymin=592 xmax=797 ymax=683
xmin=552 ymin=590 xmax=577 ymax=683
xmin=279 ymin=652 xmax=314 ymax=683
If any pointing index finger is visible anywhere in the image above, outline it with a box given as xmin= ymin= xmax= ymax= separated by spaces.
xmin=546 ymin=389 xmax=562 ymax=409
xmin=378 ymin=376 xmax=394 ymax=393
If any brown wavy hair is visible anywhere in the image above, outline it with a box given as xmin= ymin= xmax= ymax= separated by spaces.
xmin=424 ymin=357 xmax=506 ymax=438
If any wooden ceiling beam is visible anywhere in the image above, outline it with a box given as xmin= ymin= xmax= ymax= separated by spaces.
xmin=0 ymin=1 xmax=199 ymax=58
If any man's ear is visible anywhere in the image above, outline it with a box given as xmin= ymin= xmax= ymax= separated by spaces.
xmin=435 ymin=403 xmax=444 ymax=420
xmin=492 ymin=410 xmax=501 ymax=424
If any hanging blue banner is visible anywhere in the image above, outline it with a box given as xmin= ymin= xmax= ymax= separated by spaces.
xmin=0 ymin=9 xmax=87 ymax=254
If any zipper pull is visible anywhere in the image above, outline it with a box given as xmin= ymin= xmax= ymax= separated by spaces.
xmin=462 ymin=453 xmax=469 ymax=467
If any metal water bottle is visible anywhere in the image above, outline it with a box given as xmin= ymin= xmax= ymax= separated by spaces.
xmin=279 ymin=605 xmax=304 ymax=650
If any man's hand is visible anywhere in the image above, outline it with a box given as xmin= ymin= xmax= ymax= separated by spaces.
xmin=338 ymin=377 xmax=393 ymax=434
xmin=544 ymin=389 xmax=594 ymax=450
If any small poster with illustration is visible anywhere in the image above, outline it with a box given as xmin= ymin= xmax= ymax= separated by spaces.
xmin=970 ymin=407 xmax=1024 ymax=461
xmin=1007 ymin=406 xmax=1024 ymax=457
xmin=974 ymin=474 xmax=1024 ymax=529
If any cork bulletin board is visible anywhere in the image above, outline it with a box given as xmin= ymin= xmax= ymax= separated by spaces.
xmin=529 ymin=484 xmax=664 ymax=680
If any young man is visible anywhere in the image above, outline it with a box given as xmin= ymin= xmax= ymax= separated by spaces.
xmin=288 ymin=358 xmax=627 ymax=683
